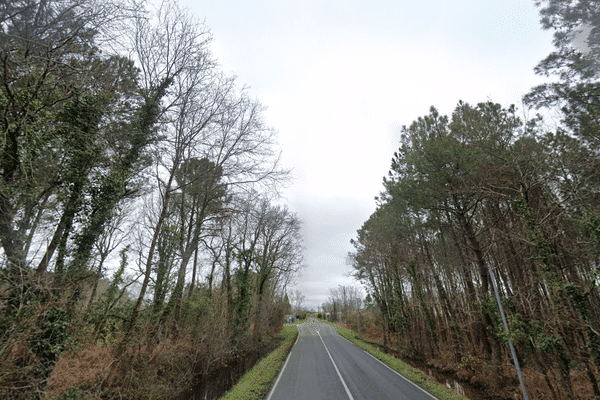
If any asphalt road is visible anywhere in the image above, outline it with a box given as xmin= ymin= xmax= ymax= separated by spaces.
xmin=266 ymin=318 xmax=438 ymax=400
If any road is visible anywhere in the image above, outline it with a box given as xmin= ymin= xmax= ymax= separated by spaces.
xmin=266 ymin=318 xmax=438 ymax=400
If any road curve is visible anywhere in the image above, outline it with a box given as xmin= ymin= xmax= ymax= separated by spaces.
xmin=267 ymin=318 xmax=438 ymax=400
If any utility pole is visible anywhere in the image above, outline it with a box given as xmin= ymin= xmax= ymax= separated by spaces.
xmin=487 ymin=263 xmax=529 ymax=400
xmin=356 ymin=298 xmax=361 ymax=337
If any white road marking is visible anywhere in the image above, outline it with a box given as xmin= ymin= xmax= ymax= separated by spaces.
xmin=317 ymin=331 xmax=355 ymax=400
xmin=265 ymin=332 xmax=297 ymax=400
xmin=337 ymin=335 xmax=439 ymax=400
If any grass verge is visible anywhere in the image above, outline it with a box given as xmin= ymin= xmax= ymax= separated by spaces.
xmin=327 ymin=323 xmax=466 ymax=400
xmin=218 ymin=325 xmax=298 ymax=400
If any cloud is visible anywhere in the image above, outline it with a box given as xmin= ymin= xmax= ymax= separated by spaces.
xmin=284 ymin=193 xmax=372 ymax=308
xmin=179 ymin=0 xmax=557 ymax=310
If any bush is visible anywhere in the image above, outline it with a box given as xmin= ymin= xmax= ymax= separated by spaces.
xmin=31 ymin=307 xmax=70 ymax=368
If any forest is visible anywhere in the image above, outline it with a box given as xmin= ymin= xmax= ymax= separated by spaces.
xmin=349 ymin=1 xmax=600 ymax=399
xmin=0 ymin=0 xmax=304 ymax=398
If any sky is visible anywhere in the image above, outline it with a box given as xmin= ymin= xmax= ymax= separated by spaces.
xmin=177 ymin=0 xmax=556 ymax=310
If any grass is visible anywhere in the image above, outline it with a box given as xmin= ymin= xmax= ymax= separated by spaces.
xmin=218 ymin=325 xmax=298 ymax=400
xmin=326 ymin=322 xmax=467 ymax=400
xmin=219 ymin=320 xmax=466 ymax=400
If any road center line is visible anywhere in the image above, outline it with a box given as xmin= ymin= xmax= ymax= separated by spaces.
xmin=317 ymin=331 xmax=355 ymax=400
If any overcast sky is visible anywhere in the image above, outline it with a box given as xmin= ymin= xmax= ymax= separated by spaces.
xmin=177 ymin=0 xmax=556 ymax=310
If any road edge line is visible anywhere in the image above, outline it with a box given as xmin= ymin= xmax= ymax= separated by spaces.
xmin=337 ymin=334 xmax=438 ymax=400
xmin=317 ymin=331 xmax=355 ymax=400
xmin=265 ymin=332 xmax=297 ymax=400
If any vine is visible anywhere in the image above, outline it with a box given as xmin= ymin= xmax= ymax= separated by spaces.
xmin=514 ymin=193 xmax=600 ymax=368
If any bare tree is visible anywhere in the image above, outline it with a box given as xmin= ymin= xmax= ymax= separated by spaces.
xmin=125 ymin=0 xmax=215 ymax=339
xmin=328 ymin=285 xmax=363 ymax=324
xmin=126 ymin=0 xmax=289 ymax=338
xmin=288 ymin=289 xmax=306 ymax=313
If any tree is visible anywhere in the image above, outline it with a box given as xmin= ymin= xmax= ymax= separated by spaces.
xmin=252 ymin=201 xmax=303 ymax=333
xmin=327 ymin=285 xmax=362 ymax=324
xmin=288 ymin=289 xmax=305 ymax=314
xmin=159 ymin=157 xmax=226 ymax=327
xmin=533 ymin=0 xmax=600 ymax=75
xmin=0 ymin=1 xmax=302 ymax=398
xmin=0 ymin=0 xmax=137 ymax=275
xmin=526 ymin=1 xmax=600 ymax=146
xmin=125 ymin=0 xmax=217 ymax=338
xmin=351 ymin=96 xmax=600 ymax=397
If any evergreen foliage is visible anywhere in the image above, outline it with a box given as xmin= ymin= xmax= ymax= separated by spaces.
xmin=350 ymin=2 xmax=600 ymax=392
